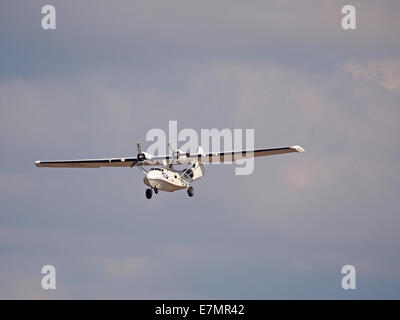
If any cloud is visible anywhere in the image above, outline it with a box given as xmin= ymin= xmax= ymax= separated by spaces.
xmin=1 ymin=59 xmax=400 ymax=298
xmin=345 ymin=59 xmax=400 ymax=92
xmin=1 ymin=0 xmax=400 ymax=78
xmin=0 ymin=274 xmax=71 ymax=299
xmin=1 ymin=0 xmax=400 ymax=299
xmin=100 ymin=257 xmax=148 ymax=280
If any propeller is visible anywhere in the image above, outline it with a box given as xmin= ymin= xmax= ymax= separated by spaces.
xmin=169 ymin=141 xmax=182 ymax=161
xmin=167 ymin=141 xmax=179 ymax=167
xmin=137 ymin=141 xmax=146 ymax=162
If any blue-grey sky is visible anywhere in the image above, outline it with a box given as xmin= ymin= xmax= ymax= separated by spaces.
xmin=1 ymin=0 xmax=400 ymax=299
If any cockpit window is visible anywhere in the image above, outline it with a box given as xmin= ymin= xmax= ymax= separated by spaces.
xmin=150 ymin=168 xmax=162 ymax=171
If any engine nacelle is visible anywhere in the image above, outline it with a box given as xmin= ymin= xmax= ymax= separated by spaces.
xmin=173 ymin=149 xmax=190 ymax=165
xmin=137 ymin=151 xmax=153 ymax=163
xmin=142 ymin=152 xmax=152 ymax=160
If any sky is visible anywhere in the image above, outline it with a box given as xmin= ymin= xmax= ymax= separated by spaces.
xmin=0 ymin=0 xmax=400 ymax=299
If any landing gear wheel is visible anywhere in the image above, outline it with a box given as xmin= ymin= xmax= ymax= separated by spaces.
xmin=145 ymin=188 xmax=153 ymax=199
xmin=187 ymin=186 xmax=194 ymax=197
xmin=154 ymin=188 xmax=158 ymax=194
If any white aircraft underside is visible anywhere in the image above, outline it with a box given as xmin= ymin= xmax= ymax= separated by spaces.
xmin=35 ymin=142 xmax=304 ymax=199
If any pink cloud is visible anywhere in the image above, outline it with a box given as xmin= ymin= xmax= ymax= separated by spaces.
xmin=345 ymin=59 xmax=400 ymax=93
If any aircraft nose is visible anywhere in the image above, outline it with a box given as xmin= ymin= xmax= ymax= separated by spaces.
xmin=146 ymin=170 xmax=159 ymax=179
xmin=144 ymin=170 xmax=163 ymax=188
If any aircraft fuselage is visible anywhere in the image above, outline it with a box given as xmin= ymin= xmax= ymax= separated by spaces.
xmin=143 ymin=168 xmax=188 ymax=192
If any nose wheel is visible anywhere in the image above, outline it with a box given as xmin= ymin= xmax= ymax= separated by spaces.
xmin=187 ymin=186 xmax=194 ymax=197
xmin=145 ymin=188 xmax=153 ymax=199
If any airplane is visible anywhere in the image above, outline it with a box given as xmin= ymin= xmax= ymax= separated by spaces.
xmin=35 ymin=142 xmax=305 ymax=199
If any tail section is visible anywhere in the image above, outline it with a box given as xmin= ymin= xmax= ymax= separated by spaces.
xmin=197 ymin=146 xmax=204 ymax=155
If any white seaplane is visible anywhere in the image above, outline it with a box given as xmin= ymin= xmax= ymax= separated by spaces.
xmin=35 ymin=142 xmax=304 ymax=199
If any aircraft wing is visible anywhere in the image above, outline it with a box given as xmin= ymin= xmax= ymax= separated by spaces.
xmin=35 ymin=146 xmax=304 ymax=168
xmin=35 ymin=157 xmax=139 ymax=168
xmin=190 ymin=145 xmax=305 ymax=164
